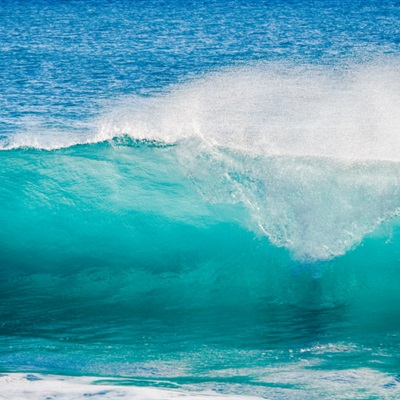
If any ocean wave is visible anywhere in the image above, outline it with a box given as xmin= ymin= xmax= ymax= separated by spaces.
xmin=1 ymin=63 xmax=400 ymax=316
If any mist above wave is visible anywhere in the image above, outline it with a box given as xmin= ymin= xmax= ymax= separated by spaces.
xmin=96 ymin=61 xmax=400 ymax=162
xmin=2 ymin=61 xmax=400 ymax=160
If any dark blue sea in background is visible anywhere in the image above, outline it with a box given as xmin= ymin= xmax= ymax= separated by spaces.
xmin=1 ymin=0 xmax=400 ymax=398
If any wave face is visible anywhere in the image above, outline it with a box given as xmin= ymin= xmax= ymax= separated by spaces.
xmin=2 ymin=0 xmax=400 ymax=397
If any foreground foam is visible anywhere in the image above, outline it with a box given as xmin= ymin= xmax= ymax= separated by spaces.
xmin=0 ymin=374 xmax=258 ymax=400
xmin=1 ymin=368 xmax=400 ymax=400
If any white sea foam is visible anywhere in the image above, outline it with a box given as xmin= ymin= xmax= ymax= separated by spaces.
xmin=0 ymin=373 xmax=258 ymax=400
xmin=1 ymin=368 xmax=399 ymax=400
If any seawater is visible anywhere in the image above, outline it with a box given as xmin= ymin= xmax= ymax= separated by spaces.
xmin=1 ymin=0 xmax=400 ymax=398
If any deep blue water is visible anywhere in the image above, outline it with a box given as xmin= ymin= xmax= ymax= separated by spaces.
xmin=1 ymin=0 xmax=400 ymax=398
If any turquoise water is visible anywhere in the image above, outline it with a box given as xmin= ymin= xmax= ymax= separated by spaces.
xmin=1 ymin=0 xmax=400 ymax=398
